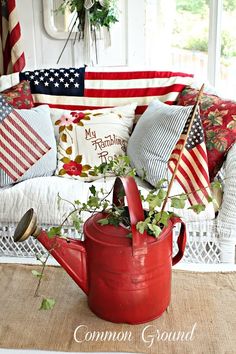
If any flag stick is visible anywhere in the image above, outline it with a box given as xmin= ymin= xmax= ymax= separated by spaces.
xmin=161 ymin=84 xmax=205 ymax=213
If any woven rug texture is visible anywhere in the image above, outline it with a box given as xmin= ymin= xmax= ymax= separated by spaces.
xmin=0 ymin=264 xmax=235 ymax=354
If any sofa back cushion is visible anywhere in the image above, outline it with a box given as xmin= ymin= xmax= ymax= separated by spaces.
xmin=177 ymin=86 xmax=236 ymax=180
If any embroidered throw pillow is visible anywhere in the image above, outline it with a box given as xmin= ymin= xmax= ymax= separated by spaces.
xmin=2 ymin=80 xmax=34 ymax=109
xmin=0 ymin=98 xmax=56 ymax=187
xmin=176 ymin=86 xmax=236 ymax=180
xmin=127 ymin=100 xmax=193 ymax=186
xmin=55 ymin=103 xmax=137 ymax=181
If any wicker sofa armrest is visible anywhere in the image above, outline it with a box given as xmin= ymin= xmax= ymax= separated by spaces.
xmin=217 ymin=143 xmax=236 ymax=263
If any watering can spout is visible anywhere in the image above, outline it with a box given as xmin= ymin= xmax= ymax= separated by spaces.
xmin=14 ymin=209 xmax=88 ymax=295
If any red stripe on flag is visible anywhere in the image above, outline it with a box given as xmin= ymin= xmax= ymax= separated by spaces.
xmin=10 ymin=111 xmax=50 ymax=152
xmin=13 ymin=53 xmax=25 ymax=72
xmin=180 ymin=151 xmax=210 ymax=200
xmin=188 ymin=145 xmax=209 ymax=183
xmin=0 ymin=130 xmax=34 ymax=167
xmin=169 ymin=162 xmax=203 ymax=204
xmin=9 ymin=20 xmax=21 ymax=45
xmin=7 ymin=0 xmax=16 ymax=13
xmin=2 ymin=118 xmax=45 ymax=161
xmin=0 ymin=152 xmax=24 ymax=181
xmin=0 ymin=161 xmax=18 ymax=181
xmin=84 ymin=84 xmax=187 ymax=98
xmin=1 ymin=0 xmax=25 ymax=74
xmin=85 ymin=71 xmax=194 ymax=81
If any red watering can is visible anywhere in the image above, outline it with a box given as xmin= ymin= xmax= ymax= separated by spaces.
xmin=14 ymin=176 xmax=186 ymax=324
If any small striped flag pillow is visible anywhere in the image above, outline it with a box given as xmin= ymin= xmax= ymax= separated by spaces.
xmin=0 ymin=95 xmax=51 ymax=187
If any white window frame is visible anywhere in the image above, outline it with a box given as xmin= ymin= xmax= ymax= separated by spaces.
xmin=208 ymin=0 xmax=223 ymax=88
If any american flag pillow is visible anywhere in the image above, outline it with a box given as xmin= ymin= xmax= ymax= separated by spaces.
xmin=0 ymin=95 xmax=51 ymax=187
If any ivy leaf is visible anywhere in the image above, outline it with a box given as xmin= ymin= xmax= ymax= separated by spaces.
xmin=31 ymin=270 xmax=43 ymax=278
xmin=158 ymin=211 xmax=171 ymax=226
xmin=147 ymin=223 xmax=162 ymax=237
xmin=71 ymin=214 xmax=83 ymax=231
xmin=87 ymin=196 xmax=100 ymax=208
xmin=136 ymin=221 xmax=147 ymax=234
xmin=147 ymin=195 xmax=163 ymax=210
xmin=47 ymin=226 xmax=62 ymax=238
xmin=157 ymin=188 xmax=167 ymax=200
xmin=171 ymin=197 xmax=186 ymax=209
xmin=207 ymin=195 xmax=213 ymax=203
xmin=155 ymin=178 xmax=168 ymax=189
xmin=211 ymin=180 xmax=222 ymax=190
xmin=39 ymin=298 xmax=56 ymax=310
xmin=97 ymin=218 xmax=109 ymax=225
xmin=89 ymin=185 xmax=96 ymax=196
xmin=188 ymin=204 xmax=206 ymax=214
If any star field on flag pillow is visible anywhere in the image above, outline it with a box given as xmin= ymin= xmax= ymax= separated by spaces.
xmin=0 ymin=96 xmax=51 ymax=187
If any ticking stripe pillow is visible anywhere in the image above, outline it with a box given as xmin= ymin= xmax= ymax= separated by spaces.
xmin=127 ymin=100 xmax=193 ymax=186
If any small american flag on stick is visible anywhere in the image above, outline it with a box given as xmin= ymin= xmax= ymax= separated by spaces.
xmin=163 ymin=85 xmax=211 ymax=209
xmin=0 ymin=96 xmax=50 ymax=184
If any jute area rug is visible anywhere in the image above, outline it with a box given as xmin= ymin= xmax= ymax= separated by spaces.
xmin=0 ymin=264 xmax=235 ymax=354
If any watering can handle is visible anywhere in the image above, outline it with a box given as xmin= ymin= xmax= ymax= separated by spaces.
xmin=171 ymin=217 xmax=187 ymax=266
xmin=113 ymin=176 xmax=148 ymax=256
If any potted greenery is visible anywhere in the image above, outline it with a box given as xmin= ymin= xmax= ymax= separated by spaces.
xmin=13 ymin=89 xmax=221 ymax=322
xmin=13 ymin=152 xmax=221 ymax=322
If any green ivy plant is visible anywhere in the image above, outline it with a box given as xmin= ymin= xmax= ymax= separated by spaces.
xmin=48 ymin=155 xmax=218 ymax=239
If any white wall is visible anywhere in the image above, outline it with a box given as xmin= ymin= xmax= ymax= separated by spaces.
xmin=16 ymin=0 xmax=149 ymax=71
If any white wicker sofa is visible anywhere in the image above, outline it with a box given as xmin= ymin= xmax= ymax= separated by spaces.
xmin=0 ymin=68 xmax=236 ymax=266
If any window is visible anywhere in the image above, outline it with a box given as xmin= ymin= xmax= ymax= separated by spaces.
xmin=171 ymin=0 xmax=236 ymax=99
xmin=146 ymin=0 xmax=236 ymax=99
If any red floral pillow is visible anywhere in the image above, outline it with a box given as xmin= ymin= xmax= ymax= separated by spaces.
xmin=177 ymin=87 xmax=236 ymax=181
xmin=2 ymin=80 xmax=34 ymax=109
